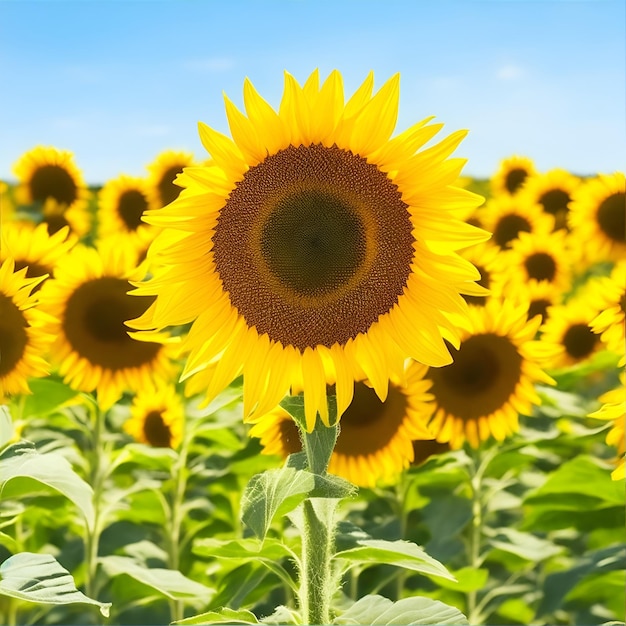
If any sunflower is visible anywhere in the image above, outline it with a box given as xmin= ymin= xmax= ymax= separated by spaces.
xmin=424 ymin=299 xmax=555 ymax=449
xmin=249 ymin=361 xmax=435 ymax=488
xmin=568 ymin=172 xmax=626 ymax=263
xmin=12 ymin=146 xmax=91 ymax=225
xmin=0 ymin=221 xmax=76 ymax=290
xmin=539 ymin=299 xmax=603 ymax=369
xmin=588 ymin=374 xmax=625 ymax=480
xmin=0 ymin=259 xmax=53 ymax=401
xmin=503 ymin=229 xmax=574 ymax=295
xmin=480 ymin=195 xmax=554 ymax=250
xmin=124 ymin=385 xmax=184 ymax=449
xmin=490 ymin=155 xmax=537 ymax=197
xmin=518 ymin=168 xmax=580 ymax=231
xmin=37 ymin=242 xmax=177 ymax=409
xmin=510 ymin=279 xmax=562 ymax=326
xmin=130 ymin=70 xmax=488 ymax=431
xmin=459 ymin=241 xmax=502 ymax=306
xmin=146 ymin=150 xmax=196 ymax=208
xmin=97 ymin=174 xmax=160 ymax=250
xmin=587 ymin=261 xmax=625 ymax=364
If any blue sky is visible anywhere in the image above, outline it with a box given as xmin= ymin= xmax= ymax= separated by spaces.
xmin=1 ymin=0 xmax=624 ymax=183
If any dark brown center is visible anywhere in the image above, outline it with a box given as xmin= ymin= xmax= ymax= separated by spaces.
xmin=29 ymin=164 xmax=78 ymax=206
xmin=428 ymin=334 xmax=522 ymax=421
xmin=158 ymin=165 xmax=185 ymax=207
xmin=213 ymin=144 xmax=414 ymax=349
xmin=143 ymin=410 xmax=172 ymax=447
xmin=539 ymin=188 xmax=571 ymax=216
xmin=118 ymin=189 xmax=149 ymax=231
xmin=62 ymin=276 xmax=161 ymax=370
xmin=504 ymin=168 xmax=528 ymax=194
xmin=596 ymin=192 xmax=625 ymax=243
xmin=0 ymin=294 xmax=28 ymax=377
xmin=528 ymin=298 xmax=551 ymax=323
xmin=562 ymin=323 xmax=598 ymax=359
xmin=494 ymin=214 xmax=531 ymax=249
xmin=525 ymin=252 xmax=557 ymax=282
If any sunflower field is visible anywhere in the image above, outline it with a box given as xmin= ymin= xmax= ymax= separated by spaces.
xmin=0 ymin=71 xmax=624 ymax=626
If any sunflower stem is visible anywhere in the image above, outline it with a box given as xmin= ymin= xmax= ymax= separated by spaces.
xmin=297 ymin=411 xmax=339 ymax=625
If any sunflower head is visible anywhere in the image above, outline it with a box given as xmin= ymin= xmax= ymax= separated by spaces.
xmin=425 ymin=299 xmax=555 ymax=449
xmin=130 ymin=70 xmax=489 ymax=431
xmin=490 ymin=155 xmax=537 ymax=197
xmin=37 ymin=241 xmax=178 ymax=409
xmin=0 ymin=259 xmax=53 ymax=401
xmin=125 ymin=385 xmax=185 ymax=449
xmin=146 ymin=150 xmax=196 ymax=208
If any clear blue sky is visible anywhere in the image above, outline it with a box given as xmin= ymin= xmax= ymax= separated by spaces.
xmin=1 ymin=0 xmax=624 ymax=184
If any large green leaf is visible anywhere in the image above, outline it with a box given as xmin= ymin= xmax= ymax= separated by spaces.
xmin=100 ymin=555 xmax=214 ymax=602
xmin=20 ymin=378 xmax=79 ymax=418
xmin=0 ymin=441 xmax=94 ymax=527
xmin=0 ymin=552 xmax=110 ymax=616
xmin=333 ymin=594 xmax=468 ymax=625
xmin=335 ymin=539 xmax=456 ymax=581
xmin=485 ymin=527 xmax=564 ymax=562
xmin=240 ymin=466 xmax=314 ymax=539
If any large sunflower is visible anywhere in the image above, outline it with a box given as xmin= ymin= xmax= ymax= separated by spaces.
xmin=130 ymin=70 xmax=488 ymax=430
xmin=490 ymin=155 xmax=537 ymax=197
xmin=124 ymin=385 xmax=184 ymax=449
xmin=12 ymin=146 xmax=92 ymax=236
xmin=568 ymin=172 xmax=626 ymax=263
xmin=97 ymin=174 xmax=160 ymax=250
xmin=518 ymin=168 xmax=580 ymax=231
xmin=249 ymin=361 xmax=435 ymax=488
xmin=0 ymin=259 xmax=52 ymax=400
xmin=146 ymin=150 xmax=196 ymax=208
xmin=425 ymin=299 xmax=555 ymax=449
xmin=37 ymin=242 xmax=177 ymax=409
xmin=0 ymin=221 xmax=76 ymax=290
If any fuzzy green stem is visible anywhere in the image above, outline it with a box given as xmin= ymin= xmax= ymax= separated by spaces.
xmin=297 ymin=415 xmax=339 ymax=625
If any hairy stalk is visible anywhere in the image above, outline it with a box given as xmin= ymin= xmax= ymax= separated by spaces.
xmin=297 ymin=416 xmax=339 ymax=625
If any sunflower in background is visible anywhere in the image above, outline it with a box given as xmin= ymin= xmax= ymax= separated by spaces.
xmin=37 ymin=242 xmax=178 ymax=410
xmin=538 ymin=299 xmax=603 ymax=369
xmin=97 ymin=174 xmax=160 ymax=253
xmin=146 ymin=150 xmax=196 ymax=208
xmin=0 ymin=259 xmax=53 ymax=401
xmin=12 ymin=146 xmax=92 ymax=237
xmin=0 ymin=222 xmax=76 ymax=291
xmin=586 ymin=261 xmax=626 ymax=365
xmin=489 ymin=155 xmax=537 ymax=196
xmin=249 ymin=361 xmax=435 ymax=488
xmin=459 ymin=240 xmax=502 ymax=306
xmin=480 ymin=195 xmax=554 ymax=250
xmin=424 ymin=299 xmax=555 ymax=449
xmin=510 ymin=279 xmax=562 ymax=326
xmin=588 ymin=372 xmax=625 ymax=481
xmin=502 ymin=229 xmax=574 ymax=296
xmin=517 ymin=168 xmax=580 ymax=231
xmin=130 ymin=70 xmax=489 ymax=431
xmin=124 ymin=385 xmax=185 ymax=449
xmin=568 ymin=172 xmax=626 ymax=264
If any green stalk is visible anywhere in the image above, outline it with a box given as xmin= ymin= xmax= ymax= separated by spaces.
xmin=296 ymin=413 xmax=339 ymax=625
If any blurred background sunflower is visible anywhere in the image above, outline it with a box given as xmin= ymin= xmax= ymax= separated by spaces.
xmin=489 ymin=155 xmax=537 ymax=197
xmin=146 ymin=150 xmax=196 ymax=208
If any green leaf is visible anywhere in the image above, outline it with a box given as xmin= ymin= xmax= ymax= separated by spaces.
xmin=485 ymin=527 xmax=564 ymax=562
xmin=0 ymin=552 xmax=110 ymax=617
xmin=0 ymin=441 xmax=94 ymax=527
xmin=333 ymin=594 xmax=468 ymax=625
xmin=335 ymin=539 xmax=456 ymax=581
xmin=173 ymin=607 xmax=259 ymax=625
xmin=537 ymin=543 xmax=626 ymax=617
xmin=240 ymin=466 xmax=315 ymax=539
xmin=434 ymin=566 xmax=489 ymax=592
xmin=100 ymin=555 xmax=214 ymax=602
xmin=0 ymin=406 xmax=13 ymax=449
xmin=193 ymin=537 xmax=295 ymax=562
xmin=20 ymin=378 xmax=79 ymax=418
